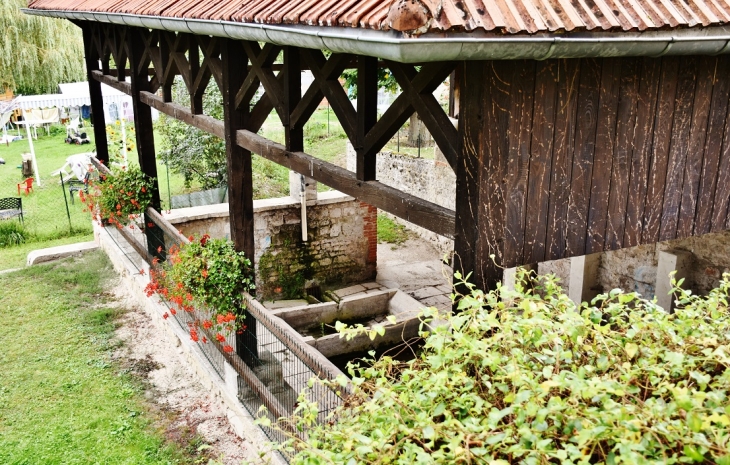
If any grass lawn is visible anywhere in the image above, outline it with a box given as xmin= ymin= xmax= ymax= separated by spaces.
xmin=0 ymin=232 xmax=94 ymax=271
xmin=0 ymin=251 xmax=203 ymax=464
xmin=0 ymin=126 xmax=95 ymax=240
xmin=0 ymin=123 xmax=191 ymax=272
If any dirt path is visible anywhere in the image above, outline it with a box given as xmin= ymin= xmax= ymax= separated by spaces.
xmin=110 ymin=282 xmax=260 ymax=464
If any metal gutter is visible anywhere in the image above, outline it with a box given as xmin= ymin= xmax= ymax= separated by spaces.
xmin=22 ymin=8 xmax=730 ymax=61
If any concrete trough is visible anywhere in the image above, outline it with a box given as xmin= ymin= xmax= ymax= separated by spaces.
xmin=273 ymin=288 xmax=426 ymax=359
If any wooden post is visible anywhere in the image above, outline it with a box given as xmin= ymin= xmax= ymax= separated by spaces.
xmin=221 ymin=39 xmax=254 ymax=260
xmin=356 ymin=56 xmax=378 ymax=181
xmin=284 ymin=46 xmax=302 ymax=153
xmin=127 ymin=28 xmax=163 ymax=257
xmin=81 ymin=24 xmax=110 ymax=165
xmin=453 ymin=61 xmax=510 ymax=293
xmin=222 ymin=38 xmax=258 ymax=365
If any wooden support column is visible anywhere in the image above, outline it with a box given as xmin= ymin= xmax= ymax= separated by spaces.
xmin=222 ymin=38 xmax=258 ymax=365
xmin=454 ymin=61 xmax=510 ymax=292
xmin=127 ymin=28 xmax=162 ymax=258
xmin=284 ymin=46 xmax=302 ymax=153
xmin=356 ymin=56 xmax=378 ymax=181
xmin=221 ymin=39 xmax=255 ymax=261
xmin=82 ymin=25 xmax=109 ymax=165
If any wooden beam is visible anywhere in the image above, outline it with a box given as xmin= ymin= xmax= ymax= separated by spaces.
xmin=221 ymin=38 xmax=255 ymax=261
xmin=129 ymin=87 xmax=454 ymax=238
xmin=236 ymin=130 xmax=455 ymax=237
xmin=91 ymin=70 xmax=130 ymax=94
xmin=82 ymin=25 xmax=109 ymax=165
xmin=356 ymin=55 xmax=378 ymax=181
xmin=139 ymin=90 xmax=224 ymax=138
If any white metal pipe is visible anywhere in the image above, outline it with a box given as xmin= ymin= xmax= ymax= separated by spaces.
xmin=21 ymin=8 xmax=730 ymax=61
xmin=24 ymin=123 xmax=41 ymax=187
xmin=300 ymin=174 xmax=308 ymax=243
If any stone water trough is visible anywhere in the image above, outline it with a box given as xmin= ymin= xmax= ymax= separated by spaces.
xmin=267 ymin=283 xmax=425 ymax=359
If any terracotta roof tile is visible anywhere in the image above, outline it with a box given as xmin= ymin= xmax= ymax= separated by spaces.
xmin=26 ymin=0 xmax=730 ymax=34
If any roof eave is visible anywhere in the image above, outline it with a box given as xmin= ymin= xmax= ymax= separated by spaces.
xmin=22 ymin=8 xmax=730 ymax=61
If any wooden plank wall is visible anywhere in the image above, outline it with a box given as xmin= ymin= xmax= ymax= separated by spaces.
xmin=456 ymin=56 xmax=730 ymax=289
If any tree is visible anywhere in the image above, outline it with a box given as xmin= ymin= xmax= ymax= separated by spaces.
xmin=0 ymin=0 xmax=85 ymax=95
xmin=155 ymin=78 xmax=227 ymax=190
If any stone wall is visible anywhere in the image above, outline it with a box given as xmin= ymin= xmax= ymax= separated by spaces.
xmin=539 ymin=230 xmax=730 ymax=299
xmin=346 ymin=142 xmax=456 ymax=255
xmin=163 ymin=191 xmax=377 ymax=300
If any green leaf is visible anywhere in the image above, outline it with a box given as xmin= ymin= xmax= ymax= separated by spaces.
xmin=683 ymin=445 xmax=705 ymax=462
xmin=687 ymin=412 xmax=703 ymax=433
xmin=625 ymin=342 xmax=639 ymax=360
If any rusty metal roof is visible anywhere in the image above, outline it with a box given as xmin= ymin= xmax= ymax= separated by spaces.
xmin=25 ymin=0 xmax=730 ymax=35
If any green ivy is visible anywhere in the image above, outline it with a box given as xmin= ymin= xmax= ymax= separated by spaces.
xmin=268 ymin=271 xmax=730 ymax=464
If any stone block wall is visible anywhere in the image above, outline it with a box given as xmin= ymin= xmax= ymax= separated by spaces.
xmin=163 ymin=191 xmax=377 ymax=300
xmin=539 ymin=229 xmax=730 ymax=300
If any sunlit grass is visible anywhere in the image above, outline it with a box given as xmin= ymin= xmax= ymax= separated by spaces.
xmin=0 ymin=251 xmax=197 ymax=463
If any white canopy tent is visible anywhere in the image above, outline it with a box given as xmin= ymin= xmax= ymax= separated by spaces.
xmin=15 ymin=81 xmax=134 ymax=123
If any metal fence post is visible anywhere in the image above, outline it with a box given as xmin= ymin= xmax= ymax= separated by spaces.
xmin=60 ymin=172 xmax=72 ymax=232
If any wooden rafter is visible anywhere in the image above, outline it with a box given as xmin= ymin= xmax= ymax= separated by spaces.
xmin=243 ymin=42 xmax=284 ymax=119
xmin=86 ymin=22 xmax=457 ymax=241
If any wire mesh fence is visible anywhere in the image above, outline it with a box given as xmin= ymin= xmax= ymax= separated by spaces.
xmin=0 ymin=155 xmax=94 ymax=245
xmin=90 ymin=157 xmax=347 ymax=459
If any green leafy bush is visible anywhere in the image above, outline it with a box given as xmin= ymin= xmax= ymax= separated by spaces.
xmin=146 ymin=235 xmax=255 ymax=348
xmin=275 ymin=271 xmax=730 ymax=464
xmin=83 ymin=166 xmax=154 ymax=228
xmin=0 ymin=221 xmax=28 ymax=247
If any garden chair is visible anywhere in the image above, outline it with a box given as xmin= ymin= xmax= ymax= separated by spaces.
xmin=17 ymin=177 xmax=34 ymax=196
xmin=0 ymin=197 xmax=23 ymax=224
xmin=68 ymin=172 xmax=90 ymax=204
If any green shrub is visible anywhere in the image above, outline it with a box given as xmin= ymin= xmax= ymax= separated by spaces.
xmin=274 ymin=271 xmax=730 ymax=464
xmin=146 ymin=235 xmax=255 ymax=348
xmin=84 ymin=166 xmax=155 ymax=228
xmin=0 ymin=221 xmax=28 ymax=247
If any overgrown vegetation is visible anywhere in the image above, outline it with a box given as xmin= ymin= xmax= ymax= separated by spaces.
xmin=377 ymin=214 xmax=409 ymax=247
xmin=0 ymin=220 xmax=27 ymax=247
xmin=0 ymin=0 xmax=85 ymax=94
xmin=156 ymin=80 xmax=227 ymax=190
xmin=0 ymin=252 xmax=206 ymax=463
xmin=270 ymin=270 xmax=730 ymax=464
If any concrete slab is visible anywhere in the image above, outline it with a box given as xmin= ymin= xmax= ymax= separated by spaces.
xmin=362 ymin=282 xmax=382 ymax=290
xmin=26 ymin=241 xmax=98 ymax=266
xmin=411 ymin=286 xmax=443 ymax=300
xmin=333 ymin=284 xmax=367 ymax=298
xmin=656 ymin=249 xmax=693 ymax=312
xmin=262 ymin=299 xmax=309 ymax=310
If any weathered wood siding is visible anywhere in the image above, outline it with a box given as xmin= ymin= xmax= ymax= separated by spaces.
xmin=455 ymin=56 xmax=730 ymax=289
